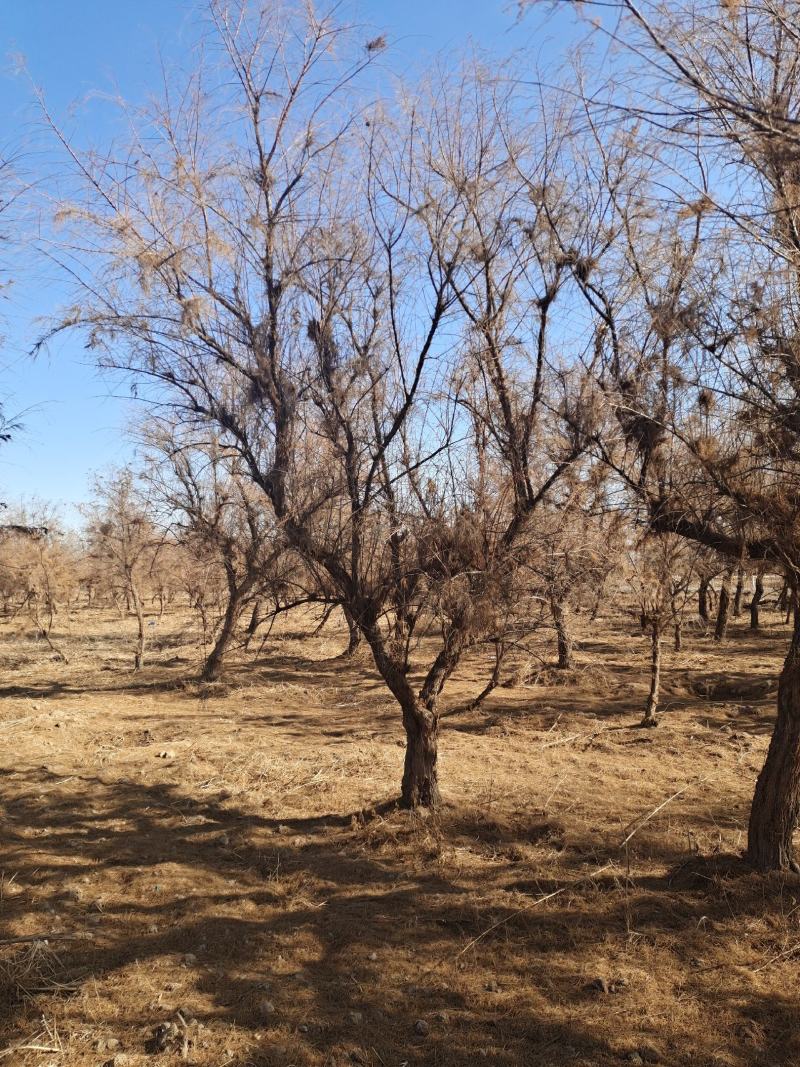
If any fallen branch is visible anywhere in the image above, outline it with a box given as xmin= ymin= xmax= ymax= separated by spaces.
xmin=0 ymin=933 xmax=90 ymax=945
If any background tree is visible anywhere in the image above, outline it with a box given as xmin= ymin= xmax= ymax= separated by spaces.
xmin=83 ymin=469 xmax=162 ymax=671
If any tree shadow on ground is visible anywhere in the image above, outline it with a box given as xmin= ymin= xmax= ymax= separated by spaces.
xmin=2 ymin=768 xmax=800 ymax=1066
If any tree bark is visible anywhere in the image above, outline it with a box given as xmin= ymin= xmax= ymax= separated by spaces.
xmin=778 ymin=578 xmax=790 ymax=615
xmin=243 ymin=599 xmax=262 ymax=651
xmin=202 ymin=575 xmax=252 ymax=681
xmin=698 ymin=576 xmax=711 ymax=621
xmin=751 ymin=572 xmax=765 ymax=630
xmin=400 ymin=698 xmax=440 ymax=808
xmin=746 ymin=610 xmax=800 ymax=871
xmin=714 ymin=569 xmax=732 ymax=642
xmin=342 ymin=605 xmax=362 ymax=658
xmin=733 ymin=565 xmax=745 ymax=617
xmin=642 ymin=620 xmax=661 ymax=726
xmin=129 ymin=575 xmax=146 ymax=672
xmin=551 ymin=596 xmax=574 ymax=669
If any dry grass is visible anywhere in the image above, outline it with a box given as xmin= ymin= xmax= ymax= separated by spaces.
xmin=0 ymin=605 xmax=799 ymax=1066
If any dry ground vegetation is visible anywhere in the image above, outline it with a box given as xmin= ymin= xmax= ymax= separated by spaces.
xmin=1 ymin=598 xmax=798 ymax=1067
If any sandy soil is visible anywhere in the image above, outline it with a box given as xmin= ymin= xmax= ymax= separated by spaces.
xmin=1 ymin=604 xmax=798 ymax=1067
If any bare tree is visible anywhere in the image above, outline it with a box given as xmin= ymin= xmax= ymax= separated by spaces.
xmin=523 ymin=0 xmax=800 ymax=870
xmin=83 ymin=469 xmax=161 ymax=671
xmin=42 ymin=7 xmax=595 ymax=808
xmin=141 ymin=421 xmax=284 ymax=681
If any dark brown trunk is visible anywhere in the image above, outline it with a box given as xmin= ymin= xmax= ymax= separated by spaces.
xmin=714 ymin=570 xmax=732 ymax=642
xmin=468 ymin=641 xmax=503 ymax=710
xmin=751 ymin=573 xmax=765 ymax=630
xmin=733 ymin=566 xmax=745 ymax=617
xmin=362 ymin=613 xmax=464 ymax=810
xmin=674 ymin=618 xmax=682 ymax=652
xmin=746 ymin=610 xmax=800 ymax=871
xmin=698 ymin=576 xmax=711 ymax=621
xmin=551 ymin=596 xmax=574 ymax=670
xmin=400 ymin=699 xmax=440 ymax=809
xmin=342 ymin=605 xmax=362 ymax=657
xmin=642 ymin=621 xmax=661 ymax=726
xmin=202 ymin=582 xmax=246 ymax=681
xmin=243 ymin=599 xmax=262 ymax=651
xmin=778 ymin=578 xmax=790 ymax=615
xmin=130 ymin=576 xmax=145 ymax=672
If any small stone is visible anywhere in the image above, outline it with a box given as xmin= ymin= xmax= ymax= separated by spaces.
xmin=298 ymin=1023 xmax=309 ymax=1034
xmin=105 ymin=1038 xmax=121 ymax=1051
xmin=157 ymin=750 xmax=175 ymax=759
xmin=257 ymin=998 xmax=276 ymax=1019
xmin=148 ymin=924 xmax=159 ymax=934
xmin=627 ymin=1055 xmax=643 ymax=1065
xmin=183 ymin=953 xmax=197 ymax=965
xmin=348 ymin=1010 xmax=363 ymax=1025
xmin=485 ymin=978 xmax=499 ymax=992
xmin=368 ymin=951 xmax=378 ymax=961
xmin=414 ymin=1019 xmax=430 ymax=1037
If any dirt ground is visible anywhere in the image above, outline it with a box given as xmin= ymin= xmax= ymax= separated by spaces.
xmin=1 ymin=604 xmax=799 ymax=1067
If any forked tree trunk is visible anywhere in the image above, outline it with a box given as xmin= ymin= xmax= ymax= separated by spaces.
xmin=551 ymin=596 xmax=574 ymax=669
xmin=642 ymin=620 xmax=661 ymax=727
xmin=733 ymin=566 xmax=745 ymax=617
xmin=751 ymin=572 xmax=765 ymax=630
xmin=363 ymin=615 xmax=464 ymax=810
xmin=698 ymin=576 xmax=711 ymax=621
xmin=715 ymin=570 xmax=732 ymax=642
xmin=747 ymin=610 xmax=800 ymax=871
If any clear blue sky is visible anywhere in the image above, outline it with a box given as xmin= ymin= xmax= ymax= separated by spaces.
xmin=0 ymin=0 xmax=570 ymax=521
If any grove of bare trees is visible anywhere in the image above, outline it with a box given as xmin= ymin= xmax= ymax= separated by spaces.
xmin=0 ymin=0 xmax=796 ymax=876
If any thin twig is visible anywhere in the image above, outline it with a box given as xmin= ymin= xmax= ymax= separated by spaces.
xmin=620 ymin=778 xmax=708 ymax=847
xmin=455 ymin=862 xmax=614 ymax=958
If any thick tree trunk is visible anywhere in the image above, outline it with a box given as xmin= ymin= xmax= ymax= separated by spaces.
xmin=733 ymin=566 xmax=745 ymax=617
xmin=746 ymin=611 xmax=800 ymax=871
xmin=698 ymin=576 xmax=711 ymax=621
xmin=674 ymin=618 xmax=682 ymax=652
xmin=551 ymin=596 xmax=574 ymax=669
xmin=751 ymin=572 xmax=765 ymax=630
xmin=642 ymin=621 xmax=661 ymax=727
xmin=714 ymin=569 xmax=732 ymax=642
xmin=400 ymin=699 xmax=440 ymax=809
xmin=362 ymin=613 xmax=465 ymax=810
